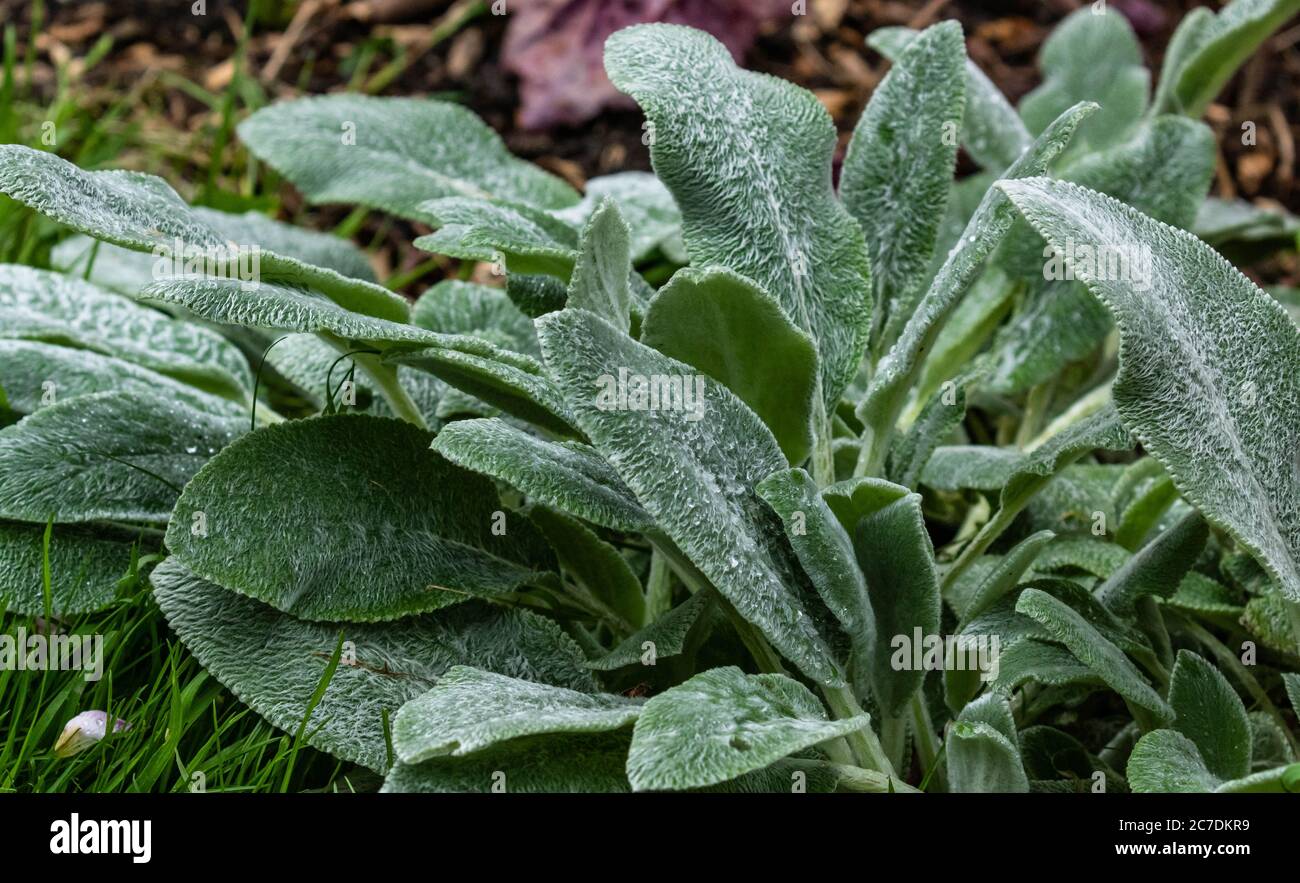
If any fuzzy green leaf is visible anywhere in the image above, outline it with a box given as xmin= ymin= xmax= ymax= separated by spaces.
xmin=528 ymin=505 xmax=645 ymax=632
xmin=0 ymin=340 xmax=242 ymax=419
xmin=238 ymin=95 xmax=578 ymax=217
xmin=842 ymin=21 xmax=965 ymax=350
xmin=0 ymin=522 xmax=137 ymax=616
xmin=641 ymin=268 xmax=818 ymax=465
xmin=1019 ymin=8 xmax=1148 ymax=153
xmin=1096 ymin=512 xmax=1207 ymax=614
xmin=852 ymin=489 xmax=941 ymax=715
xmin=566 ymin=198 xmax=633 ymax=332
xmin=587 ymin=591 xmax=714 ymax=671
xmin=383 ymin=731 xmax=632 ymax=793
xmin=999 ymin=177 xmax=1300 ymax=602
xmin=1015 ymin=587 xmax=1172 ymax=727
xmin=152 ymin=559 xmax=594 ymax=773
xmin=538 ymin=308 xmax=843 ymax=686
xmin=605 ymin=24 xmax=872 ymax=407
xmin=857 ymin=102 xmax=1096 ymax=463
xmin=757 ymin=468 xmax=873 ymax=696
xmin=0 ymin=146 xmax=409 ymax=322
xmin=625 ymin=666 xmax=868 ymax=791
xmin=552 ymin=172 xmax=683 ymax=262
xmin=166 ymin=415 xmax=553 ymax=621
xmin=393 ymin=666 xmax=641 ymax=763
xmin=0 ymin=265 xmax=250 ymax=399
xmin=1163 ymin=0 xmax=1300 ymax=118
xmin=430 ymin=418 xmax=652 ymax=532
xmin=0 ymin=391 xmax=242 ymax=524
xmin=1168 ymin=649 xmax=1252 ymax=781
xmin=867 ymin=27 xmax=1030 ymax=171
xmin=948 ymin=693 xmax=1028 ymax=793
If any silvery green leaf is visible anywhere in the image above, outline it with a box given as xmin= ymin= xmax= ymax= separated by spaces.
xmin=587 ymin=591 xmax=714 ymax=671
xmin=1019 ymin=8 xmax=1148 ymax=153
xmin=192 ymin=206 xmax=377 ymax=282
xmin=537 ymin=308 xmax=843 ymax=686
xmin=1015 ymin=587 xmax=1172 ymax=727
xmin=165 ymin=415 xmax=553 ymax=621
xmin=391 ymin=346 xmax=580 ymax=436
xmin=1248 ymin=711 xmax=1295 ymax=770
xmin=887 ymin=369 xmax=969 ymax=489
xmin=841 ymin=21 xmax=965 ymax=351
xmin=0 ymin=146 xmax=409 ymax=322
xmin=988 ymin=638 xmax=1102 ymax=695
xmin=820 ymin=475 xmax=910 ymax=533
xmin=924 ymin=407 xmax=1131 ymax=515
xmin=566 ymin=198 xmax=632 ymax=332
xmin=999 ymin=177 xmax=1300 ymax=603
xmin=152 ymin=559 xmax=594 ymax=773
xmin=642 ymin=268 xmax=818 ymax=465
xmin=0 ymin=340 xmax=242 ymax=419
xmin=415 ymin=197 xmax=579 ymax=277
xmin=1023 ymin=462 xmax=1126 ymax=537
xmin=1195 ymin=196 xmax=1300 ymax=246
xmin=961 ymin=691 xmax=1019 ymax=744
xmin=393 ymin=666 xmax=641 ymax=763
xmin=238 ymin=94 xmax=579 ymax=217
xmin=1165 ymin=571 xmax=1244 ymax=619
xmin=0 ymin=521 xmax=136 ymax=615
xmin=852 ymin=489 xmax=940 ymax=716
xmin=383 ymin=731 xmax=631 ymax=793
xmin=528 ymin=505 xmax=645 ymax=632
xmin=1034 ymin=535 xmax=1130 ymax=579
xmin=989 ymin=116 xmax=1215 ymax=395
xmin=506 ymin=272 xmax=568 ymax=318
xmin=430 ymin=418 xmax=652 ymax=532
xmin=757 ymin=468 xmax=873 ymax=697
xmin=857 ymin=102 xmax=1096 ymax=465
xmin=1159 ymin=0 xmax=1300 ymax=118
xmin=1168 ymin=649 xmax=1252 ymax=781
xmin=1096 ymin=512 xmax=1207 ymax=615
xmin=1126 ymin=729 xmax=1221 ymax=792
xmin=551 ymin=172 xmax=683 ymax=263
xmin=411 ymin=280 xmax=538 ymax=358
xmin=140 ymin=276 xmax=431 ymax=348
xmin=961 ymin=529 xmax=1055 ymax=623
xmin=1285 ymin=673 xmax=1300 ymax=714
xmin=53 ymin=205 xmax=378 ymax=294
xmin=605 ymin=24 xmax=872 ymax=408
xmin=0 ymin=265 xmax=250 ymax=399
xmin=625 ymin=666 xmax=869 ymax=791
xmin=0 ymin=391 xmax=242 ymax=524
xmin=920 ymin=445 xmax=1020 ymax=492
xmin=946 ymin=707 xmax=1024 ymax=795
xmin=1151 ymin=6 xmax=1216 ymax=115
xmin=867 ymin=27 xmax=1030 ymax=170
xmin=986 ymin=280 xmax=1112 ymax=397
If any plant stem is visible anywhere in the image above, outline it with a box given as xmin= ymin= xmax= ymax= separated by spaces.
xmin=1015 ymin=380 xmax=1053 ymax=449
xmin=1177 ymin=614 xmax=1300 ymax=755
xmin=939 ymin=504 xmax=1018 ymax=596
xmin=910 ymin=692 xmax=947 ymax=792
xmin=646 ymin=531 xmax=786 ymax=676
xmin=822 ymin=684 xmax=895 ymax=776
xmin=810 ymin=396 xmax=836 ymax=487
xmin=320 ymin=333 xmax=428 ymax=430
xmin=827 ymin=762 xmax=922 ymax=794
xmin=643 ymin=550 xmax=673 ymax=625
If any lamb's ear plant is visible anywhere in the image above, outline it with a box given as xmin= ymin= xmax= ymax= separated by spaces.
xmin=2 ymin=0 xmax=1299 ymax=793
